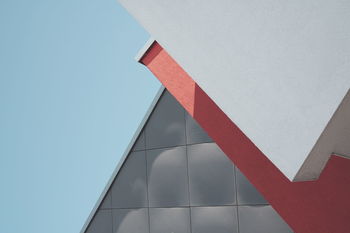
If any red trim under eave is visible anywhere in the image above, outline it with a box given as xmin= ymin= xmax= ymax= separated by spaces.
xmin=141 ymin=42 xmax=350 ymax=233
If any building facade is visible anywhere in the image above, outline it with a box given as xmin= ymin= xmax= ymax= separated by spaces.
xmin=81 ymin=89 xmax=292 ymax=233
xmin=82 ymin=1 xmax=350 ymax=232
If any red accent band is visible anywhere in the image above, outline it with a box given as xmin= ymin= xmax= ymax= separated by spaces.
xmin=141 ymin=42 xmax=350 ymax=233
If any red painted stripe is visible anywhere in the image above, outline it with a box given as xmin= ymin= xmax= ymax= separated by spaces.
xmin=141 ymin=42 xmax=350 ymax=233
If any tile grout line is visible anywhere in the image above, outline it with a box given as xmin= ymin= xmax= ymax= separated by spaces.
xmin=99 ymin=203 xmax=271 ymax=210
xmin=144 ymin=126 xmax=152 ymax=233
xmin=110 ymin=205 xmax=114 ymax=233
xmin=184 ymin=110 xmax=193 ymax=233
xmin=234 ymin=165 xmax=241 ymax=233
xmin=136 ymin=141 xmax=214 ymax=152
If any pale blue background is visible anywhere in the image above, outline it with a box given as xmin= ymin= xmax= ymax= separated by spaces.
xmin=0 ymin=0 xmax=160 ymax=232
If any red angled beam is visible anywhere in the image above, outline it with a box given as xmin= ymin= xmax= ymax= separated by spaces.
xmin=140 ymin=42 xmax=350 ymax=233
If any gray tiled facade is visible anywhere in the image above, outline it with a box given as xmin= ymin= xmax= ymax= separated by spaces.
xmin=85 ymin=90 xmax=293 ymax=233
xmin=111 ymin=151 xmax=148 ymax=208
xmin=147 ymin=146 xmax=190 ymax=207
xmin=191 ymin=206 xmax=239 ymax=233
xmin=187 ymin=143 xmax=236 ymax=206
xmin=149 ymin=208 xmax=191 ymax=233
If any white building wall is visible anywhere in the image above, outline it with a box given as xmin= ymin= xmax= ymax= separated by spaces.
xmin=119 ymin=0 xmax=350 ymax=181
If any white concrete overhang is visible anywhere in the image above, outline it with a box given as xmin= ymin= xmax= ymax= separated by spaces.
xmin=119 ymin=0 xmax=350 ymax=181
xmin=134 ymin=37 xmax=155 ymax=62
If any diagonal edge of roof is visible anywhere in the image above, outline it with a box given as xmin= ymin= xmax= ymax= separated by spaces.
xmin=134 ymin=37 xmax=156 ymax=62
xmin=79 ymin=84 xmax=165 ymax=233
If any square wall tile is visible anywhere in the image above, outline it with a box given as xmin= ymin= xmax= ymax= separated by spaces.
xmin=238 ymin=206 xmax=293 ymax=233
xmin=145 ymin=91 xmax=186 ymax=149
xmin=236 ymin=167 xmax=268 ymax=205
xmin=191 ymin=206 xmax=238 ymax=233
xmin=188 ymin=143 xmax=236 ymax=206
xmin=111 ymin=151 xmax=148 ymax=208
xmin=132 ymin=131 xmax=145 ymax=151
xmin=86 ymin=210 xmax=112 ymax=233
xmin=99 ymin=190 xmax=112 ymax=209
xmin=147 ymin=146 xmax=189 ymax=207
xmin=149 ymin=208 xmax=191 ymax=233
xmin=112 ymin=208 xmax=149 ymax=233
xmin=185 ymin=113 xmax=213 ymax=144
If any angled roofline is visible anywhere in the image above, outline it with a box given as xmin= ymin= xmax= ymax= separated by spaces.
xmin=79 ymin=84 xmax=165 ymax=233
xmin=134 ymin=37 xmax=156 ymax=62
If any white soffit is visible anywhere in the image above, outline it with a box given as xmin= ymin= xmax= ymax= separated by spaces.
xmin=119 ymin=0 xmax=350 ymax=181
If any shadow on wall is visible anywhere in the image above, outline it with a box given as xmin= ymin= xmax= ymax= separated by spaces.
xmin=192 ymin=70 xmax=350 ymax=233
xmin=141 ymin=41 xmax=350 ymax=233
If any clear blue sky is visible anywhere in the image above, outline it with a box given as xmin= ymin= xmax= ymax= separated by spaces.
xmin=0 ymin=1 xmax=160 ymax=233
